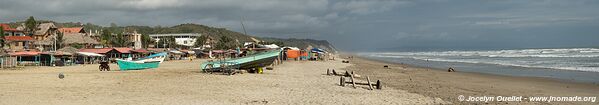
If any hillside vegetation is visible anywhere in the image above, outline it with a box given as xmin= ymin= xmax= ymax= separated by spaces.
xmin=6 ymin=20 xmax=336 ymax=52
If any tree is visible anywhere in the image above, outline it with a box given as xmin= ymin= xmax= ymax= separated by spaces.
xmin=110 ymin=23 xmax=118 ymax=28
xmin=193 ymin=35 xmax=208 ymax=47
xmin=100 ymin=29 xmax=112 ymax=46
xmin=25 ymin=16 xmax=37 ymax=35
xmin=215 ymin=36 xmax=236 ymax=50
xmin=0 ymin=26 xmax=4 ymax=47
xmin=111 ymin=33 xmax=127 ymax=47
xmin=140 ymin=34 xmax=154 ymax=48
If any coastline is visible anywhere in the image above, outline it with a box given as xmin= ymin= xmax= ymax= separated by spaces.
xmin=340 ymin=53 xmax=599 ymax=104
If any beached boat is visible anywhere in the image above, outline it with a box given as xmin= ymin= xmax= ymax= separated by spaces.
xmin=116 ymin=60 xmax=160 ymax=70
xmin=116 ymin=52 xmax=167 ymax=70
xmin=200 ymin=49 xmax=281 ymax=71
xmin=137 ymin=52 xmax=168 ymax=63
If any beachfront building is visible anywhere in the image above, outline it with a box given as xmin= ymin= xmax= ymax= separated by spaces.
xmin=32 ymin=23 xmax=58 ymax=41
xmin=79 ymin=47 xmax=134 ymax=59
xmin=149 ymin=33 xmax=200 ymax=47
xmin=1 ymin=24 xmax=25 ymax=36
xmin=123 ymin=31 xmax=142 ymax=49
xmin=4 ymin=36 xmax=34 ymax=51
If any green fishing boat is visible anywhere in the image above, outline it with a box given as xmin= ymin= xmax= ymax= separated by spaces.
xmin=116 ymin=52 xmax=167 ymax=70
xmin=117 ymin=60 xmax=161 ymax=70
xmin=201 ymin=49 xmax=281 ymax=71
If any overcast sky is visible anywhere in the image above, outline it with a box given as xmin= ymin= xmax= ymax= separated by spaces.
xmin=1 ymin=0 xmax=598 ymax=51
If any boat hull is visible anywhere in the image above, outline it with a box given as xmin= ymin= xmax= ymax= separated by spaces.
xmin=201 ymin=50 xmax=280 ymax=70
xmin=117 ymin=60 xmax=160 ymax=70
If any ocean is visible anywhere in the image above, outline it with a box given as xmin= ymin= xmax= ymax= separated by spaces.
xmin=359 ymin=48 xmax=599 ymax=83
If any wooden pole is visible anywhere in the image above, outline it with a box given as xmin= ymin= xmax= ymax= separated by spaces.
xmin=332 ymin=69 xmax=337 ymax=75
xmin=350 ymin=73 xmax=356 ymax=88
xmin=339 ymin=76 xmax=345 ymax=86
xmin=367 ymin=76 xmax=373 ymax=90
xmin=376 ymin=80 xmax=382 ymax=90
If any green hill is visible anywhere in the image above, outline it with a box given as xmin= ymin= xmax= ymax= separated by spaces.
xmin=4 ymin=20 xmax=336 ymax=52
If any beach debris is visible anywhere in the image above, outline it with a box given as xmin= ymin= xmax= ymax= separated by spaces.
xmin=58 ymin=73 xmax=65 ymax=79
xmin=447 ymin=67 xmax=456 ymax=72
xmin=342 ymin=60 xmax=350 ymax=63
xmin=339 ymin=75 xmax=382 ymax=90
xmin=383 ymin=65 xmax=389 ymax=68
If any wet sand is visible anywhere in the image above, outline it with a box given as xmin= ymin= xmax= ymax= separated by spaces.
xmin=341 ymin=54 xmax=599 ymax=105
xmin=0 ymin=58 xmax=446 ymax=104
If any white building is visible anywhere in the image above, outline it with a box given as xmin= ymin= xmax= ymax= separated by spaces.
xmin=149 ymin=33 xmax=201 ymax=47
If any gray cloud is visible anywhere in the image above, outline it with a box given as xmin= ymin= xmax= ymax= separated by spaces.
xmin=1 ymin=0 xmax=598 ymax=51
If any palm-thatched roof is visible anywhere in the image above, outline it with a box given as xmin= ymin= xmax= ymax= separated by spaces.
xmin=34 ymin=23 xmax=57 ymax=35
xmin=34 ymin=38 xmax=53 ymax=45
xmin=63 ymin=33 xmax=99 ymax=45
xmin=58 ymin=46 xmax=79 ymax=54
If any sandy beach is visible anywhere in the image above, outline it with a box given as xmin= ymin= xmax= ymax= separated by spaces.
xmin=0 ymin=57 xmax=447 ymax=105
xmin=342 ymin=54 xmax=599 ymax=105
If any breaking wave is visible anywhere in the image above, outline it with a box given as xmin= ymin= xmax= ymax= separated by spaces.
xmin=364 ymin=48 xmax=599 ymax=72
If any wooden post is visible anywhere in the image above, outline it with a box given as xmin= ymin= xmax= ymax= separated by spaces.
xmin=327 ymin=69 xmax=330 ymax=75
xmin=332 ymin=69 xmax=337 ymax=75
xmin=339 ymin=76 xmax=345 ymax=86
xmin=376 ymin=80 xmax=382 ymax=90
xmin=366 ymin=76 xmax=373 ymax=90
xmin=345 ymin=71 xmax=350 ymax=77
xmin=350 ymin=73 xmax=356 ymax=88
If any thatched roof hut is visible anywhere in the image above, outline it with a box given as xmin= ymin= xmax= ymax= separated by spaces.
xmin=58 ymin=46 xmax=79 ymax=54
xmin=63 ymin=33 xmax=99 ymax=45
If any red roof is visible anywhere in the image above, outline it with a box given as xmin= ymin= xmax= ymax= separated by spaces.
xmin=79 ymin=48 xmax=114 ymax=54
xmin=9 ymin=51 xmax=41 ymax=56
xmin=4 ymin=36 xmax=34 ymax=41
xmin=58 ymin=27 xmax=84 ymax=33
xmin=0 ymin=24 xmax=22 ymax=32
xmin=131 ymin=49 xmax=149 ymax=53
xmin=114 ymin=47 xmax=132 ymax=53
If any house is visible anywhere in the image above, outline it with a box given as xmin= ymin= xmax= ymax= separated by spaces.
xmin=33 ymin=28 xmax=99 ymax=51
xmin=8 ymin=51 xmax=42 ymax=66
xmin=79 ymin=47 xmax=133 ymax=59
xmin=4 ymin=36 xmax=34 ymax=51
xmin=79 ymin=48 xmax=118 ymax=58
xmin=62 ymin=33 xmax=99 ymax=48
xmin=33 ymin=23 xmax=58 ymax=40
xmin=123 ymin=31 xmax=142 ymax=49
xmin=114 ymin=47 xmax=133 ymax=58
xmin=149 ymin=33 xmax=201 ymax=47
xmin=1 ymin=24 xmax=25 ymax=36
xmin=58 ymin=27 xmax=85 ymax=34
